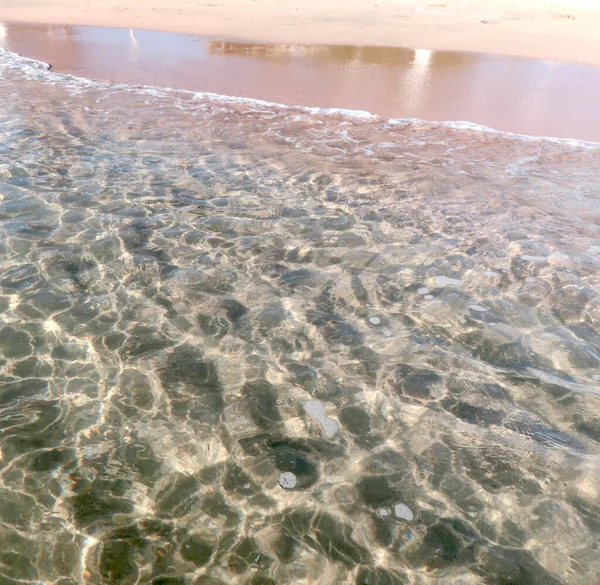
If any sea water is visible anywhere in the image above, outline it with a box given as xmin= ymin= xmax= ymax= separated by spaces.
xmin=1 ymin=48 xmax=600 ymax=585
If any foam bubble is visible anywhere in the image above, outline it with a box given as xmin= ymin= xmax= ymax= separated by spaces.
xmin=278 ymin=472 xmax=298 ymax=489
xmin=377 ymin=507 xmax=390 ymax=517
xmin=393 ymin=503 xmax=414 ymax=521
xmin=303 ymin=400 xmax=339 ymax=438
xmin=520 ymin=255 xmax=547 ymax=262
xmin=434 ymin=276 xmax=463 ymax=287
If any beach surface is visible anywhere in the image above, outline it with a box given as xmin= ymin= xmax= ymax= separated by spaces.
xmin=1 ymin=0 xmax=600 ymax=65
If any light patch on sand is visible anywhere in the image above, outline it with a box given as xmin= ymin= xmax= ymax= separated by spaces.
xmin=44 ymin=318 xmax=62 ymax=333
xmin=8 ymin=294 xmax=19 ymax=310
xmin=548 ymin=252 xmax=570 ymax=266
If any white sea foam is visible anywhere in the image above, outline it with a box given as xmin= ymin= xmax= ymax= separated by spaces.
xmin=434 ymin=276 xmax=463 ymax=288
xmin=2 ymin=48 xmax=600 ymax=148
xmin=520 ymin=255 xmax=547 ymax=262
xmin=393 ymin=503 xmax=414 ymax=522
xmin=278 ymin=472 xmax=298 ymax=489
xmin=303 ymin=400 xmax=339 ymax=438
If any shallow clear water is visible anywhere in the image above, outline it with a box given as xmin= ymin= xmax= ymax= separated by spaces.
xmin=1 ymin=49 xmax=600 ymax=585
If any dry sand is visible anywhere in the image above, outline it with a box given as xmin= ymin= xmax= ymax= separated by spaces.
xmin=1 ymin=0 xmax=600 ymax=65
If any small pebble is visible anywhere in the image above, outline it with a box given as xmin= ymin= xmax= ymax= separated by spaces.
xmin=417 ymin=287 xmax=430 ymax=295
xmin=484 ymin=271 xmax=500 ymax=277
xmin=377 ymin=507 xmax=390 ymax=518
xmin=424 ymin=294 xmax=434 ymax=300
xmin=592 ymin=373 xmax=600 ymax=382
xmin=369 ymin=317 xmax=382 ymax=325
xmin=393 ymin=503 xmax=414 ymax=522
xmin=382 ymin=330 xmax=393 ymax=338
xmin=278 ymin=472 xmax=298 ymax=489
xmin=525 ymin=277 xmax=537 ymax=283
xmin=276 ymin=394 xmax=295 ymax=406
xmin=459 ymin=318 xmax=467 ymax=324
xmin=469 ymin=304 xmax=488 ymax=312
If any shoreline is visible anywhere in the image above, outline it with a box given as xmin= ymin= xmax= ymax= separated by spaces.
xmin=1 ymin=0 xmax=600 ymax=66
xmin=2 ymin=22 xmax=600 ymax=142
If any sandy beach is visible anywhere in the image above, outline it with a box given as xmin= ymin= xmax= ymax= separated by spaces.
xmin=1 ymin=0 xmax=600 ymax=65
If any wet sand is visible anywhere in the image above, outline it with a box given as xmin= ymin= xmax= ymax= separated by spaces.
xmin=2 ymin=22 xmax=600 ymax=141
xmin=1 ymin=0 xmax=600 ymax=65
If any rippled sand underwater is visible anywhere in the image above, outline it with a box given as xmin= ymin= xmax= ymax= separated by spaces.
xmin=1 ymin=49 xmax=600 ymax=585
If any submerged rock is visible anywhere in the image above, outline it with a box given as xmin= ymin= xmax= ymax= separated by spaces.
xmin=159 ymin=345 xmax=224 ymax=423
xmin=394 ymin=364 xmax=442 ymax=400
xmin=340 ymin=405 xmax=371 ymax=436
xmin=243 ymin=380 xmax=282 ymax=431
xmin=281 ymin=508 xmax=370 ymax=567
